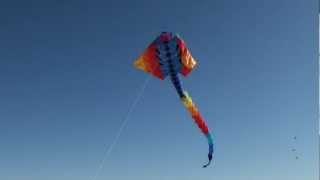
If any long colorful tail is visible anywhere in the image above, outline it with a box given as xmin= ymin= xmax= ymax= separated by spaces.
xmin=170 ymin=73 xmax=214 ymax=168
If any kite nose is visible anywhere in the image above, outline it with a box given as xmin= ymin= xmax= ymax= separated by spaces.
xmin=160 ymin=32 xmax=172 ymax=42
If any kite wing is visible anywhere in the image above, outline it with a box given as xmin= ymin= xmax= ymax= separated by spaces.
xmin=134 ymin=42 xmax=165 ymax=80
xmin=176 ymin=37 xmax=197 ymax=76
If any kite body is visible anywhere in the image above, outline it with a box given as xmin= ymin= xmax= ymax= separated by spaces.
xmin=134 ymin=32 xmax=214 ymax=168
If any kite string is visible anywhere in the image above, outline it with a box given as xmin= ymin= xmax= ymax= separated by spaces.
xmin=90 ymin=75 xmax=151 ymax=180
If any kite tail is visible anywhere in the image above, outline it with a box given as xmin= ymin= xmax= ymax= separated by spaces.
xmin=170 ymin=73 xmax=214 ymax=168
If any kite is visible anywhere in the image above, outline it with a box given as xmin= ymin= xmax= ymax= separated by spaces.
xmin=133 ymin=32 xmax=214 ymax=168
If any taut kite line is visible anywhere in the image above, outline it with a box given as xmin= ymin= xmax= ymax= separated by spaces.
xmin=133 ymin=32 xmax=214 ymax=168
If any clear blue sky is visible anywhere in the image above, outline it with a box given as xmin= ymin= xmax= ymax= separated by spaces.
xmin=0 ymin=0 xmax=318 ymax=179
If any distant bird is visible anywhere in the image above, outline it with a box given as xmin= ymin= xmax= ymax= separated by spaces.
xmin=291 ymin=136 xmax=299 ymax=160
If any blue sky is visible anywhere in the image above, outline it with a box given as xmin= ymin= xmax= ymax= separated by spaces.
xmin=0 ymin=0 xmax=318 ymax=179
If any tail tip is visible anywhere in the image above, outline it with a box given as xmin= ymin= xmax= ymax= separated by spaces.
xmin=203 ymin=154 xmax=213 ymax=168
